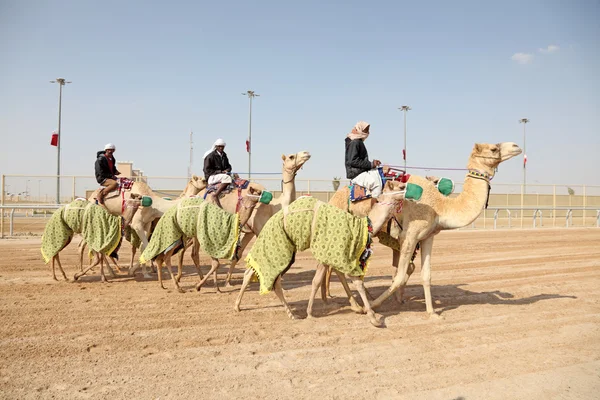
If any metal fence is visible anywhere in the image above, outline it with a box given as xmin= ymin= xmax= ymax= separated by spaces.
xmin=2 ymin=174 xmax=599 ymax=237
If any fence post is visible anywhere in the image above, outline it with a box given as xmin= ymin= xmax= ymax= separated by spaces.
xmin=1 ymin=174 xmax=4 ymax=238
xmin=553 ymin=185 xmax=556 ymax=227
xmin=583 ymin=185 xmax=587 ymax=226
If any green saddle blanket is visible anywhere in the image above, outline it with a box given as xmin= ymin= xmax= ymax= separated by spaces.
xmin=41 ymin=200 xmax=123 ymax=263
xmin=139 ymin=198 xmax=240 ymax=264
xmin=245 ymin=196 xmax=371 ymax=294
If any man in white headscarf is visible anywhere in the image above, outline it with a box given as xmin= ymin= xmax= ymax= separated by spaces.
xmin=203 ymin=138 xmax=233 ymax=208
xmin=344 ymin=121 xmax=384 ymax=198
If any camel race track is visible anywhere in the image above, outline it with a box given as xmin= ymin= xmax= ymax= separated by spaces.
xmin=0 ymin=227 xmax=599 ymax=399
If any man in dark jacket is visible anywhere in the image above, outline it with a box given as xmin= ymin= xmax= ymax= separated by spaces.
xmin=203 ymin=138 xmax=232 ymax=208
xmin=345 ymin=121 xmax=384 ymax=197
xmin=95 ymin=143 xmax=121 ymax=205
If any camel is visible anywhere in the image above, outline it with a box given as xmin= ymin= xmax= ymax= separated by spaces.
xmin=234 ymin=189 xmax=408 ymax=327
xmin=41 ymin=196 xmax=142 ymax=282
xmin=367 ymin=142 xmax=522 ymax=317
xmin=87 ymin=176 xmax=207 ymax=278
xmin=191 ymin=151 xmax=311 ymax=287
xmin=147 ymin=184 xmax=268 ymax=293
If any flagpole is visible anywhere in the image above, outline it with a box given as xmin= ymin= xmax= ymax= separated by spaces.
xmin=399 ymin=105 xmax=411 ymax=171
xmin=50 ymin=78 xmax=71 ymax=204
xmin=242 ymin=90 xmax=259 ymax=180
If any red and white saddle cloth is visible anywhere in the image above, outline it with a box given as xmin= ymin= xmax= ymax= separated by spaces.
xmin=118 ymin=177 xmax=134 ymax=191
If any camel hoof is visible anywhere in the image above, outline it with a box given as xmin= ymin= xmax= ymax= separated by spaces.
xmin=225 ymin=282 xmax=233 ymax=288
xmin=195 ymin=284 xmax=202 ymax=292
xmin=234 ymin=305 xmax=241 ymax=312
xmin=429 ymin=312 xmax=444 ymax=320
xmin=349 ymin=303 xmax=366 ymax=314
xmin=369 ymin=313 xmax=385 ymax=328
xmin=73 ymin=274 xmax=80 ymax=281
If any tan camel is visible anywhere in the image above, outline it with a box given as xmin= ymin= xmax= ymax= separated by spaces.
xmin=87 ymin=176 xmax=207 ymax=278
xmin=368 ymin=142 xmax=522 ymax=317
xmin=42 ymin=196 xmax=142 ymax=282
xmin=152 ymin=184 xmax=266 ymax=293
xmin=192 ymin=151 xmax=311 ymax=286
xmin=234 ymin=189 xmax=407 ymax=327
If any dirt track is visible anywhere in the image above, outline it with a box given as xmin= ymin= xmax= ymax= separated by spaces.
xmin=1 ymin=228 xmax=599 ymax=399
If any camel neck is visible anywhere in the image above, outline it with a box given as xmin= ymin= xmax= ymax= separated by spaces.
xmin=438 ymin=174 xmax=489 ymax=229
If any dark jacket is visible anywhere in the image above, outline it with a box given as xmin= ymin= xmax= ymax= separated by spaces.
xmin=203 ymin=150 xmax=232 ymax=179
xmin=345 ymin=138 xmax=372 ymax=179
xmin=95 ymin=151 xmax=120 ymax=184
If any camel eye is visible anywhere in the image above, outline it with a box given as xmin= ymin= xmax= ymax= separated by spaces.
xmin=290 ymin=155 xmax=295 ymax=159
xmin=491 ymin=147 xmax=498 ymax=153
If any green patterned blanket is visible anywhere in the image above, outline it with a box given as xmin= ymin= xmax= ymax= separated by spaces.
xmin=41 ymin=200 xmax=123 ymax=263
xmin=245 ymin=196 xmax=370 ymax=294
xmin=139 ymin=198 xmax=240 ymax=264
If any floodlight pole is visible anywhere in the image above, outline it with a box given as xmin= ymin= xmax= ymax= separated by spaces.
xmin=519 ymin=118 xmax=529 ymax=227
xmin=242 ymin=90 xmax=259 ymax=180
xmin=399 ymin=106 xmax=411 ymax=171
xmin=50 ymin=78 xmax=71 ymax=204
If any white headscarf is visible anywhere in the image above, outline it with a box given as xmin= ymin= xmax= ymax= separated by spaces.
xmin=347 ymin=121 xmax=370 ymax=141
xmin=203 ymin=138 xmax=226 ymax=159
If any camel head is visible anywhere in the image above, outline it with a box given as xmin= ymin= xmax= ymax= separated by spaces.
xmin=281 ymin=151 xmax=311 ymax=175
xmin=468 ymin=142 xmax=522 ymax=172
xmin=189 ymin=175 xmax=208 ymax=192
xmin=122 ymin=194 xmax=143 ymax=228
xmin=238 ymin=183 xmax=272 ymax=225
xmin=369 ymin=186 xmax=407 ymax=233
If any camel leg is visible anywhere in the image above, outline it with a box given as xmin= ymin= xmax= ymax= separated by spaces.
xmin=418 ymin=236 xmax=441 ymax=319
xmin=225 ymin=232 xmax=254 ymax=287
xmin=129 ymin=244 xmax=137 ymax=273
xmin=55 ymin=254 xmax=68 ymax=281
xmin=324 ymin=265 xmax=333 ymax=297
xmin=195 ymin=258 xmax=221 ymax=293
xmin=128 ymin=223 xmax=152 ymax=278
xmin=334 ymin=271 xmax=366 ymax=314
xmin=349 ymin=276 xmax=384 ymax=327
xmin=307 ymin=264 xmax=328 ymax=318
xmin=191 ymin=238 xmax=203 ymax=281
xmin=165 ymin=250 xmax=185 ymax=293
xmin=176 ymin=243 xmax=186 ymax=282
xmin=77 ymin=240 xmax=86 ymax=272
xmin=107 ymin=255 xmax=122 ymax=274
xmin=51 ymin=256 xmax=58 ymax=281
xmin=370 ymin=236 xmax=419 ymax=309
xmin=273 ymin=276 xmax=300 ymax=320
xmin=99 ymin=254 xmax=108 ymax=283
xmin=234 ymin=268 xmax=254 ymax=312
xmin=74 ymin=253 xmax=102 ymax=281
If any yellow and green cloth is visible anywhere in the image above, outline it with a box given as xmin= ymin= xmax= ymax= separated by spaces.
xmin=245 ymin=196 xmax=371 ymax=294
xmin=139 ymin=198 xmax=240 ymax=264
xmin=41 ymin=199 xmax=123 ymax=263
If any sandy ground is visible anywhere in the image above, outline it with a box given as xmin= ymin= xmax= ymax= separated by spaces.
xmin=0 ymin=228 xmax=599 ymax=399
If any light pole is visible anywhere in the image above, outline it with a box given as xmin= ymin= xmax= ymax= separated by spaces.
xmin=399 ymin=105 xmax=411 ymax=171
xmin=519 ymin=118 xmax=529 ymax=193
xmin=241 ymin=90 xmax=259 ymax=180
xmin=50 ymin=78 xmax=71 ymax=204
xmin=26 ymin=180 xmax=30 ymax=200
xmin=38 ymin=180 xmax=41 ymax=202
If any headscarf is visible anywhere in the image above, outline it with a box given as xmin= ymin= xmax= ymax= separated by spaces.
xmin=347 ymin=121 xmax=370 ymax=141
xmin=203 ymin=138 xmax=226 ymax=159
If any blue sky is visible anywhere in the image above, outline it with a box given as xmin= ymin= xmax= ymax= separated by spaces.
xmin=1 ymin=0 xmax=599 ymax=196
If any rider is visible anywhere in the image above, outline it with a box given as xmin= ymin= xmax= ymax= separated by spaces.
xmin=95 ymin=143 xmax=121 ymax=205
xmin=344 ymin=121 xmax=384 ymax=198
xmin=203 ymin=138 xmax=232 ymax=208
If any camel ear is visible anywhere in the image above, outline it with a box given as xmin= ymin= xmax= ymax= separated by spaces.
xmin=474 ymin=143 xmax=483 ymax=153
xmin=130 ymin=193 xmax=141 ymax=199
xmin=281 ymin=154 xmax=286 ymax=161
xmin=192 ymin=174 xmax=198 ymax=181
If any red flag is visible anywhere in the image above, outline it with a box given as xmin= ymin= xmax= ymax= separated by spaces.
xmin=50 ymin=132 xmax=58 ymax=146
xmin=523 ymin=154 xmax=527 ymax=168
xmin=402 ymin=149 xmax=406 ymax=161
xmin=245 ymin=138 xmax=250 ymax=153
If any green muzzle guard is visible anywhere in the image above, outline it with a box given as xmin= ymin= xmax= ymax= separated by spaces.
xmin=259 ymin=191 xmax=273 ymax=204
xmin=405 ymin=183 xmax=423 ymax=201
xmin=141 ymin=196 xmax=153 ymax=207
